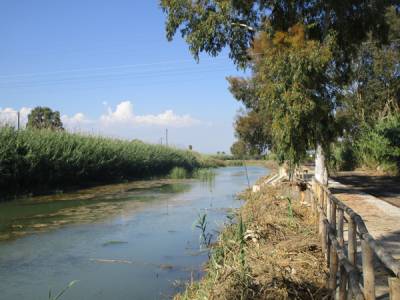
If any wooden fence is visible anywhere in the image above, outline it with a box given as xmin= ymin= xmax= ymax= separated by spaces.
xmin=299 ymin=176 xmax=400 ymax=300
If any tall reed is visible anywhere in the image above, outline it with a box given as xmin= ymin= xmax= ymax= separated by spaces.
xmin=0 ymin=127 xmax=199 ymax=197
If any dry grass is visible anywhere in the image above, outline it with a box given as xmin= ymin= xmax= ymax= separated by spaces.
xmin=176 ymin=182 xmax=330 ymax=300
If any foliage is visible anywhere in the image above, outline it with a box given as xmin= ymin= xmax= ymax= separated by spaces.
xmin=331 ymin=7 xmax=400 ymax=173
xmin=195 ymin=213 xmax=213 ymax=249
xmin=338 ymin=43 xmax=400 ymax=133
xmin=233 ymin=110 xmax=272 ymax=155
xmin=0 ymin=127 xmax=200 ymax=198
xmin=228 ymin=24 xmax=337 ymax=166
xmin=48 ymin=280 xmax=78 ymax=300
xmin=329 ymin=139 xmax=358 ymax=172
xmin=161 ymin=0 xmax=394 ymax=171
xmin=193 ymin=168 xmax=216 ymax=183
xmin=252 ymin=25 xmax=337 ymax=165
xmin=161 ymin=0 xmax=391 ymax=68
xmin=355 ymin=115 xmax=400 ymax=174
xmin=169 ymin=167 xmax=189 ymax=179
xmin=27 ymin=106 xmax=64 ymax=130
xmin=230 ymin=140 xmax=247 ymax=159
xmin=208 ymin=153 xmax=234 ymax=161
xmin=195 ymin=154 xmax=226 ymax=168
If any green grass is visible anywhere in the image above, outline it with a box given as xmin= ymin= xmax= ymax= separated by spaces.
xmin=0 ymin=127 xmax=200 ymax=197
xmin=193 ymin=168 xmax=216 ymax=183
xmin=169 ymin=167 xmax=189 ymax=179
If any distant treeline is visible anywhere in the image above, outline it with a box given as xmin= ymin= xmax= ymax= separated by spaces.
xmin=0 ymin=127 xmax=210 ymax=198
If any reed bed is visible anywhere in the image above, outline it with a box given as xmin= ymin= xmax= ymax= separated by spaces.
xmin=0 ymin=127 xmax=200 ymax=197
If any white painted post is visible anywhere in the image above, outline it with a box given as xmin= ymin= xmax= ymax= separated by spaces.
xmin=315 ymin=144 xmax=328 ymax=185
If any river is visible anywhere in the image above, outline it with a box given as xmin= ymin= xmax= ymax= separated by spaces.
xmin=0 ymin=166 xmax=268 ymax=300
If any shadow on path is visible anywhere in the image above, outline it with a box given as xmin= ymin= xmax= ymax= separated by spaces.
xmin=332 ymin=172 xmax=400 ymax=208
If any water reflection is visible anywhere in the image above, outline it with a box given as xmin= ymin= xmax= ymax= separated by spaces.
xmin=0 ymin=166 xmax=268 ymax=300
xmin=0 ymin=180 xmax=191 ymax=241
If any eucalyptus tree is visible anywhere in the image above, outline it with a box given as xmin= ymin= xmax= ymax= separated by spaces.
xmin=230 ymin=139 xmax=247 ymax=158
xmin=161 ymin=0 xmax=394 ymax=183
xmin=233 ymin=110 xmax=272 ymax=156
xmin=338 ymin=6 xmax=400 ymax=133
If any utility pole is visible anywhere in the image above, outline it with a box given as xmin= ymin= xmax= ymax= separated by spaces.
xmin=17 ymin=111 xmax=20 ymax=130
xmin=165 ymin=128 xmax=168 ymax=146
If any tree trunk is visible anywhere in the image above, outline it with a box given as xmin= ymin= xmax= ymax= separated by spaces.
xmin=315 ymin=144 xmax=328 ymax=185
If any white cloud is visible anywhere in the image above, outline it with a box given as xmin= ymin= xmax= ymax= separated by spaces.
xmin=0 ymin=103 xmax=234 ymax=153
xmin=62 ymin=113 xmax=91 ymax=129
xmin=100 ymin=101 xmax=200 ymax=127
xmin=0 ymin=107 xmax=31 ymax=127
xmin=1 ymin=101 xmax=201 ymax=131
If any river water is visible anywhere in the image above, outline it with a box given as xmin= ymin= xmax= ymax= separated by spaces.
xmin=0 ymin=166 xmax=267 ymax=300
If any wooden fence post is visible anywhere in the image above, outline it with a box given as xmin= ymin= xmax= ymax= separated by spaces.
xmin=361 ymin=239 xmax=375 ymax=300
xmin=331 ymin=201 xmax=337 ymax=231
xmin=327 ymin=194 xmax=331 ymax=222
xmin=329 ymin=242 xmax=338 ymax=292
xmin=348 ymin=218 xmax=357 ymax=266
xmin=327 ymin=228 xmax=331 ymax=267
xmin=389 ymin=277 xmax=400 ymax=300
xmin=328 ymin=199 xmax=337 ymax=292
xmin=338 ymin=209 xmax=344 ymax=247
xmin=321 ymin=217 xmax=327 ymax=255
xmin=339 ymin=265 xmax=348 ymax=300
xmin=311 ymin=192 xmax=319 ymax=230
xmin=338 ymin=208 xmax=347 ymax=300
xmin=309 ymin=177 xmax=400 ymax=300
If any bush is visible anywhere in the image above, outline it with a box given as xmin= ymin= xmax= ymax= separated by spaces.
xmin=355 ymin=115 xmax=400 ymax=174
xmin=329 ymin=139 xmax=357 ymax=171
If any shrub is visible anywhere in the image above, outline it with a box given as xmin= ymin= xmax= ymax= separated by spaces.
xmin=355 ymin=115 xmax=400 ymax=174
xmin=329 ymin=139 xmax=358 ymax=171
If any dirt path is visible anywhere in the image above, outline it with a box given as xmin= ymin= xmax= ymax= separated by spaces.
xmin=329 ymin=179 xmax=400 ymax=260
xmin=332 ymin=171 xmax=400 ymax=208
xmin=327 ymin=178 xmax=400 ymax=299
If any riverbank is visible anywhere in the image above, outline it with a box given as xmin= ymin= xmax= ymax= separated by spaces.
xmin=0 ymin=127 xmax=275 ymax=200
xmin=0 ymin=127 xmax=232 ymax=199
xmin=0 ymin=166 xmax=267 ymax=299
xmin=176 ymin=179 xmax=330 ymax=299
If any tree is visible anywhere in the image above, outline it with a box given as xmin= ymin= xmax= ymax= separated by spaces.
xmin=233 ymin=110 xmax=272 ymax=156
xmin=253 ymin=25 xmax=336 ymax=167
xmin=161 ymin=0 xmax=390 ymax=66
xmin=231 ymin=140 xmax=247 ymax=159
xmin=161 ymin=0 xmax=394 ymax=182
xmin=338 ymin=7 xmax=400 ymax=133
xmin=27 ymin=107 xmax=64 ymax=130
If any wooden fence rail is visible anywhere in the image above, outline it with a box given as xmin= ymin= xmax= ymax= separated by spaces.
xmin=299 ymin=177 xmax=400 ymax=300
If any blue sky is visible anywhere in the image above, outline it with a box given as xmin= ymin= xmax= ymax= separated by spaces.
xmin=0 ymin=0 xmax=246 ymax=153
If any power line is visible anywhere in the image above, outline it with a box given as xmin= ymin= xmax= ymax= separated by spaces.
xmin=0 ymin=66 xmax=234 ymax=89
xmin=0 ymin=72 xmax=237 ymax=93
xmin=0 ymin=61 xmax=230 ymax=83
xmin=0 ymin=56 xmax=230 ymax=79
